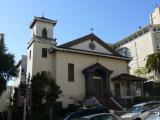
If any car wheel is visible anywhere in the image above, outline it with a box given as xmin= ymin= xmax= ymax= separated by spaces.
xmin=135 ymin=118 xmax=141 ymax=120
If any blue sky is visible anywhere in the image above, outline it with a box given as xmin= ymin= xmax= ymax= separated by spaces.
xmin=0 ymin=0 xmax=159 ymax=62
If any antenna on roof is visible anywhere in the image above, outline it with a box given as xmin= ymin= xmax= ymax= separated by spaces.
xmin=42 ymin=11 xmax=45 ymax=18
xmin=155 ymin=3 xmax=160 ymax=7
xmin=90 ymin=27 xmax=94 ymax=34
xmin=138 ymin=26 xmax=141 ymax=29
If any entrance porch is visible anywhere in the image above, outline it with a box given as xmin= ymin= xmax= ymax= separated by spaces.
xmin=82 ymin=63 xmax=113 ymax=97
xmin=111 ymin=73 xmax=146 ymax=99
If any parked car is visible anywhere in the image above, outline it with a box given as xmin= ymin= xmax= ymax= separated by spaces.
xmin=64 ymin=106 xmax=109 ymax=120
xmin=145 ymin=108 xmax=160 ymax=120
xmin=73 ymin=113 xmax=122 ymax=120
xmin=121 ymin=101 xmax=160 ymax=120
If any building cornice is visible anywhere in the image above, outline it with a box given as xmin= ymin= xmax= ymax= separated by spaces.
xmin=27 ymin=36 xmax=54 ymax=49
xmin=30 ymin=16 xmax=57 ymax=28
xmin=113 ymin=24 xmax=153 ymax=48
xmin=49 ymin=46 xmax=131 ymax=61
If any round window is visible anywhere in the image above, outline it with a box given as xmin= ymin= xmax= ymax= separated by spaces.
xmin=89 ymin=41 xmax=96 ymax=50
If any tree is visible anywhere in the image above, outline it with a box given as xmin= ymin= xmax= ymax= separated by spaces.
xmin=134 ymin=67 xmax=148 ymax=77
xmin=30 ymin=73 xmax=62 ymax=120
xmin=145 ymin=52 xmax=160 ymax=74
xmin=11 ymin=87 xmax=23 ymax=120
xmin=0 ymin=34 xmax=17 ymax=95
xmin=133 ymin=67 xmax=154 ymax=80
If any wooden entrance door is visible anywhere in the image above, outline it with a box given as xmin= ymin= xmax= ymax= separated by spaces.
xmin=115 ymin=83 xmax=121 ymax=96
xmin=93 ymin=78 xmax=103 ymax=97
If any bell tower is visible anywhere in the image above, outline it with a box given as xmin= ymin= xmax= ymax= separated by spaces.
xmin=30 ymin=16 xmax=57 ymax=39
xmin=27 ymin=16 xmax=57 ymax=78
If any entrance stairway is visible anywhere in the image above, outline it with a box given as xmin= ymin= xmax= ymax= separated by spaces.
xmin=97 ymin=96 xmax=124 ymax=111
xmin=113 ymin=97 xmax=133 ymax=108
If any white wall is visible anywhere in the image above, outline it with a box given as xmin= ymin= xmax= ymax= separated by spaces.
xmin=119 ymin=31 xmax=154 ymax=73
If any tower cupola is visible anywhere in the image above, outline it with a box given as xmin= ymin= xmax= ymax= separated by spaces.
xmin=30 ymin=16 xmax=57 ymax=39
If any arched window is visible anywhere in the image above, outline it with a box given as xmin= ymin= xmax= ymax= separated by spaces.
xmin=42 ymin=28 xmax=47 ymax=38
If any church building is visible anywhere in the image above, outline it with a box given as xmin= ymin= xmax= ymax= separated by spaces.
xmin=26 ymin=16 xmax=146 ymax=106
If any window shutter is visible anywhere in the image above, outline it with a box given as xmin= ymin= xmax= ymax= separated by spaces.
xmin=42 ymin=48 xmax=47 ymax=58
xmin=68 ymin=63 xmax=74 ymax=81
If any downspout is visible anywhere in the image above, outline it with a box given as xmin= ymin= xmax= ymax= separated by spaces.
xmin=134 ymin=42 xmax=139 ymax=68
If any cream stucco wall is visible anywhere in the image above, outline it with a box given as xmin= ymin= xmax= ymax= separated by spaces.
xmin=70 ymin=40 xmax=112 ymax=54
xmin=31 ymin=21 xmax=54 ymax=39
xmin=27 ymin=40 xmax=55 ymax=78
xmin=27 ymin=42 xmax=34 ymax=77
xmin=54 ymin=50 xmax=128 ymax=106
xmin=118 ymin=31 xmax=154 ymax=73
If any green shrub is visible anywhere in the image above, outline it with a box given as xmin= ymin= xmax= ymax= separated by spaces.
xmin=133 ymin=96 xmax=160 ymax=104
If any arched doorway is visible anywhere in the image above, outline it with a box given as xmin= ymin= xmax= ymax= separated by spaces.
xmin=83 ymin=63 xmax=113 ymax=97
xmin=92 ymin=69 xmax=105 ymax=97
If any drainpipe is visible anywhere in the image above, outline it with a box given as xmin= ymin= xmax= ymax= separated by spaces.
xmin=134 ymin=42 xmax=139 ymax=68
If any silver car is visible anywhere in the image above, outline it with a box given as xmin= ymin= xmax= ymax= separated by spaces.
xmin=145 ymin=108 xmax=160 ymax=120
xmin=121 ymin=101 xmax=160 ymax=120
xmin=73 ymin=113 xmax=122 ymax=120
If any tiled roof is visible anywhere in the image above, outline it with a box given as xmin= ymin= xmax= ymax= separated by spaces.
xmin=30 ymin=16 xmax=57 ymax=28
xmin=111 ymin=73 xmax=147 ymax=82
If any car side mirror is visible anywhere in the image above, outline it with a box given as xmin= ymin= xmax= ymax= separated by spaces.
xmin=141 ymin=110 xmax=145 ymax=113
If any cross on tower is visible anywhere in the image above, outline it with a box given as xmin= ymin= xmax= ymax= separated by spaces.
xmin=90 ymin=27 xmax=94 ymax=33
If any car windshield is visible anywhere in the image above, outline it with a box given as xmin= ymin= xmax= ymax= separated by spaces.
xmin=127 ymin=105 xmax=142 ymax=113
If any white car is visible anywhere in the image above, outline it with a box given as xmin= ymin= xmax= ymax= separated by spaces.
xmin=121 ymin=101 xmax=160 ymax=120
xmin=74 ymin=113 xmax=122 ymax=120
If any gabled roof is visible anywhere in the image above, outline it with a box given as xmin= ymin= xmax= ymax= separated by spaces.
xmin=59 ymin=33 xmax=121 ymax=56
xmin=30 ymin=16 xmax=57 ymax=28
xmin=111 ymin=73 xmax=147 ymax=82
xmin=82 ymin=63 xmax=113 ymax=74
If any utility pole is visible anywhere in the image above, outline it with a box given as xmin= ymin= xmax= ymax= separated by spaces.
xmin=23 ymin=84 xmax=27 ymax=120
xmin=23 ymin=73 xmax=30 ymax=120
